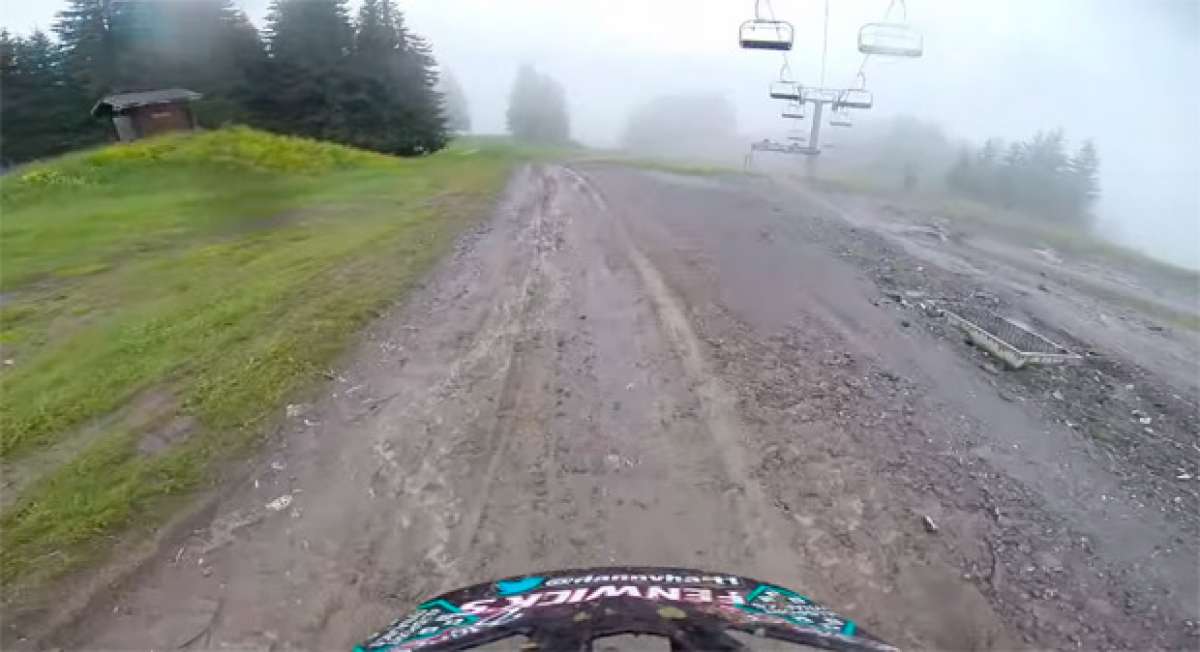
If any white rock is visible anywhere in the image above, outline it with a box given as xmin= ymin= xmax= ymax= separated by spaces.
xmin=266 ymin=495 xmax=293 ymax=511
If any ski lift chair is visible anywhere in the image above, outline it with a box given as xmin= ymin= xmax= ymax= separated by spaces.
xmin=781 ymin=104 xmax=806 ymax=119
xmin=740 ymin=19 xmax=795 ymax=50
xmin=802 ymin=87 xmax=839 ymax=104
xmin=838 ymin=89 xmax=873 ymax=110
xmin=770 ymin=81 xmax=802 ymax=101
xmin=830 ymin=110 xmax=853 ymax=127
xmin=787 ymin=144 xmax=820 ymax=156
xmin=750 ymin=139 xmax=777 ymax=152
xmin=858 ymin=22 xmax=923 ymax=57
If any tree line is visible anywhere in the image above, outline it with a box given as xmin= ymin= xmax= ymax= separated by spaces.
xmin=505 ymin=64 xmax=570 ymax=145
xmin=0 ymin=0 xmax=463 ymax=164
xmin=947 ymin=129 xmax=1100 ymax=225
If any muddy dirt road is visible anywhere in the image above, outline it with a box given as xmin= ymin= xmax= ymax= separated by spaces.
xmin=58 ymin=165 xmax=1197 ymax=649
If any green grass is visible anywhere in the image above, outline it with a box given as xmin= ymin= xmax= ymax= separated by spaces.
xmin=452 ymin=134 xmax=585 ymax=163
xmin=581 ymin=154 xmax=747 ymax=177
xmin=0 ymin=127 xmax=523 ymax=594
xmin=801 ymin=173 xmax=892 ymax=196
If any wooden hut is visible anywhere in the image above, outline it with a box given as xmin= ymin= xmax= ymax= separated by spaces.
xmin=91 ymin=89 xmax=202 ymax=142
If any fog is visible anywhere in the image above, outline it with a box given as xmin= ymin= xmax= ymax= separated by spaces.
xmin=402 ymin=0 xmax=1198 ymax=268
xmin=4 ymin=0 xmax=1197 ymax=268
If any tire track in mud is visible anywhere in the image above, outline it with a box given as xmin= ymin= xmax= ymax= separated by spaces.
xmin=357 ymin=166 xmax=556 ymax=597
xmin=443 ymin=166 xmax=574 ymax=582
xmin=563 ymin=167 xmax=792 ymax=567
xmin=440 ymin=164 xmax=811 ymax=593
xmin=396 ymin=167 xmax=585 ymax=589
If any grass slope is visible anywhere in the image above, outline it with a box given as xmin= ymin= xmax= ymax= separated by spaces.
xmin=0 ymin=127 xmax=518 ymax=595
xmin=579 ymin=155 xmax=745 ymax=177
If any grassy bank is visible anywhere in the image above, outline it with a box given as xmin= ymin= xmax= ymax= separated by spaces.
xmin=0 ymin=127 xmax=519 ymax=594
xmin=581 ymin=155 xmax=745 ymax=177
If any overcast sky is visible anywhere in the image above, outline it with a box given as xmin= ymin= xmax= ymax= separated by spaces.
xmin=3 ymin=1 xmax=1198 ymax=267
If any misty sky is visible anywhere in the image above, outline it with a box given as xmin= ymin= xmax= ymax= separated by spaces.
xmin=3 ymin=1 xmax=1198 ymax=268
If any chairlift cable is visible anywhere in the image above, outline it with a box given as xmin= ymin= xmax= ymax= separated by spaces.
xmin=764 ymin=0 xmax=796 ymax=86
xmin=760 ymin=0 xmax=795 ymax=80
xmin=820 ymin=0 xmax=830 ymax=86
xmin=778 ymin=58 xmax=797 ymax=85
xmin=763 ymin=0 xmax=786 ymax=42
xmin=854 ymin=53 xmax=872 ymax=83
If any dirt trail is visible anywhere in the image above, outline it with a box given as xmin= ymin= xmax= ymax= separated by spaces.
xmin=54 ymin=164 xmax=1195 ymax=650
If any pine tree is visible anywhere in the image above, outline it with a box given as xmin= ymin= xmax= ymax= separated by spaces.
xmin=265 ymin=0 xmax=351 ymax=71
xmin=0 ymin=29 xmax=15 ymax=73
xmin=973 ymin=138 xmax=1002 ymax=201
xmin=1068 ymin=139 xmax=1100 ymax=218
xmin=354 ymin=0 xmax=398 ymax=61
xmin=256 ymin=0 xmax=353 ymax=139
xmin=996 ymin=141 xmax=1026 ymax=209
xmin=391 ymin=18 xmax=446 ymax=153
xmin=946 ymin=147 xmax=972 ymax=194
xmin=947 ymin=129 xmax=1100 ymax=227
xmin=977 ymin=138 xmax=1001 ymax=166
xmin=1018 ymin=129 xmax=1071 ymax=216
xmin=505 ymin=65 xmax=538 ymax=140
xmin=439 ymin=68 xmax=471 ymax=133
xmin=54 ymin=0 xmax=118 ymax=97
xmin=212 ymin=6 xmax=270 ymax=126
xmin=506 ymin=64 xmax=569 ymax=144
xmin=102 ymin=1 xmax=262 ymax=100
xmin=336 ymin=0 xmax=399 ymax=147
xmin=340 ymin=0 xmax=446 ymax=153
xmin=1 ymin=29 xmax=104 ymax=163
